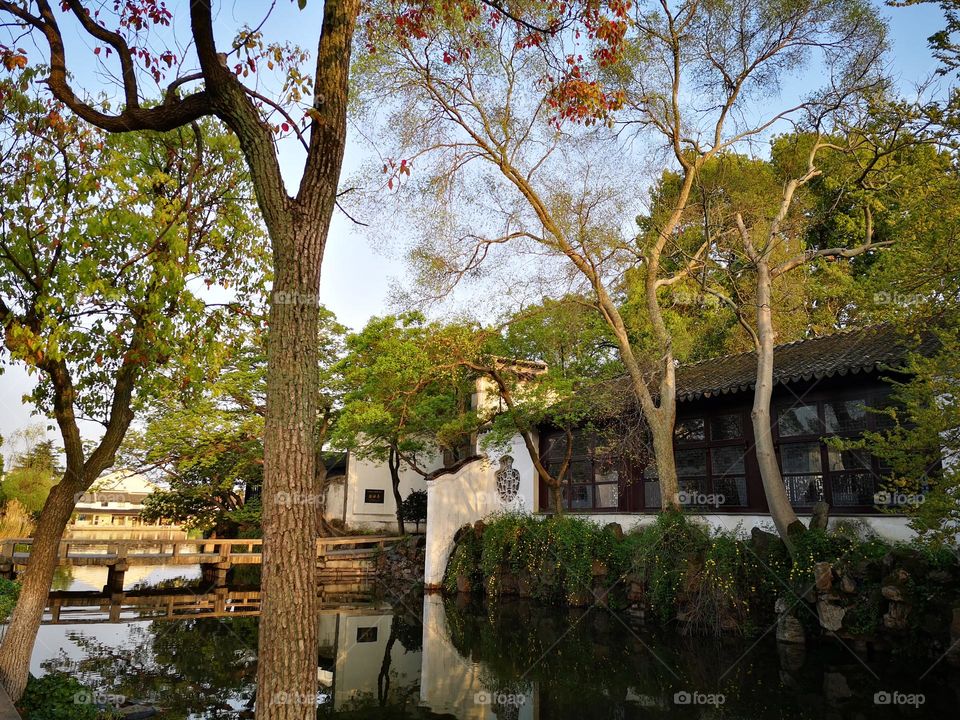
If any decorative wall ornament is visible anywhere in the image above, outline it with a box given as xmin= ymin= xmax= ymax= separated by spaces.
xmin=495 ymin=455 xmax=521 ymax=506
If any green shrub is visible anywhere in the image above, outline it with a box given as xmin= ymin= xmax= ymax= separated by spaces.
xmin=440 ymin=511 xmax=957 ymax=638
xmin=0 ymin=577 xmax=19 ymax=622
xmin=19 ymin=673 xmax=98 ymax=720
xmin=443 ymin=525 xmax=483 ymax=593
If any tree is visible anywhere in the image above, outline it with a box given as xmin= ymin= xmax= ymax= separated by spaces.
xmin=333 ymin=313 xmax=482 ymax=534
xmin=140 ymin=452 xmax=263 ymax=537
xmin=356 ymin=0 xmax=888 ymax=519
xmin=0 ymin=427 xmax=60 ymax=515
xmin=125 ymin=308 xmax=347 ymax=537
xmin=0 ymin=2 xmax=644 ymax=712
xmin=0 ymin=0 xmax=358 ymax=711
xmin=44 ymin=616 xmax=260 ymax=717
xmin=400 ymin=489 xmax=427 ymax=533
xmin=832 ymin=127 xmax=960 ymax=543
xmin=464 ymin=298 xmax=623 ymax=514
xmin=0 ymin=72 xmax=264 ymax=701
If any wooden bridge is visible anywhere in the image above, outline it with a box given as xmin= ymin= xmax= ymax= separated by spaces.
xmin=0 ymin=535 xmax=402 ymax=590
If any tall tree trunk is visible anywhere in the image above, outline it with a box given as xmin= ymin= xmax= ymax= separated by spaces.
xmin=551 ymin=483 xmax=563 ymax=514
xmin=250 ymin=2 xmax=358 ymax=715
xmin=751 ymin=259 xmax=803 ymax=550
xmin=0 ymin=343 xmax=136 ymax=701
xmin=388 ymin=446 xmax=406 ymax=535
xmin=0 ymin=480 xmax=85 ymax=700
xmin=648 ymin=409 xmax=681 ymax=510
xmin=256 ymin=223 xmax=326 ymax=719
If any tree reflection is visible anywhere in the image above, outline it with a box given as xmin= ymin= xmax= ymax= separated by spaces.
xmin=44 ymin=617 xmax=258 ymax=718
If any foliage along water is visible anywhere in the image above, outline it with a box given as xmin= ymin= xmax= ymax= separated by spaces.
xmin=20 ymin=565 xmax=960 ymax=719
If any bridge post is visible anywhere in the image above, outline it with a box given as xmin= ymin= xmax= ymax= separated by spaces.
xmin=104 ymin=561 xmax=128 ymax=593
xmin=201 ymin=544 xmax=230 ymax=587
xmin=0 ymin=540 xmax=15 ymax=579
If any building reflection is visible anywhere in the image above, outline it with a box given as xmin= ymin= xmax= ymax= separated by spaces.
xmin=420 ymin=594 xmax=535 ymax=719
xmin=29 ymin=586 xmax=960 ymax=719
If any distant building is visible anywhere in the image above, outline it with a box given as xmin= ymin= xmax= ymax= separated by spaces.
xmin=71 ymin=470 xmax=178 ymax=528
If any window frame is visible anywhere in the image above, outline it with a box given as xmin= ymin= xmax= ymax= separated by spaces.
xmin=539 ymin=429 xmax=625 ymax=512
xmin=663 ymin=409 xmax=751 ymax=509
xmin=774 ymin=389 xmax=892 ymax=510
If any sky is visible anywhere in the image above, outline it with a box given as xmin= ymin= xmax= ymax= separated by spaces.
xmin=0 ymin=0 xmax=951 ymax=462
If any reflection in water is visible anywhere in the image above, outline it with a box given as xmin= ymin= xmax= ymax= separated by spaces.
xmin=29 ymin=589 xmax=960 ymax=719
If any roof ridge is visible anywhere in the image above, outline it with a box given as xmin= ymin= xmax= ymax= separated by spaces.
xmin=679 ymin=324 xmax=888 ymax=370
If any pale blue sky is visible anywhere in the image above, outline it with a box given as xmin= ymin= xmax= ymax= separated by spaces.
xmin=0 ymin=0 xmax=951 ymax=458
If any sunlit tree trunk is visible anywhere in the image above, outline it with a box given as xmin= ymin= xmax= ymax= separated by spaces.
xmin=0 ymin=480 xmax=87 ymax=698
xmin=750 ymin=259 xmax=802 ymax=548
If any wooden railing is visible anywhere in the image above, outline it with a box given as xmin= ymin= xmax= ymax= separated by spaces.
xmin=44 ymin=587 xmax=389 ymax=624
xmin=1 ymin=535 xmax=401 ymax=569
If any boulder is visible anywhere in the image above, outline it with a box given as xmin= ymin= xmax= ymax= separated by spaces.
xmin=775 ymin=597 xmax=806 ymax=644
xmin=881 ymin=568 xmax=911 ymax=602
xmin=750 ymin=527 xmax=781 ymax=553
xmin=456 ymin=574 xmax=472 ymax=594
xmin=603 ymin=522 xmax=624 ymax=541
xmin=777 ymin=614 xmax=806 ymax=645
xmin=882 ymin=601 xmax=911 ymax=631
xmin=452 ymin=524 xmax=470 ymax=543
xmin=786 ymin=520 xmax=807 ymax=540
xmin=817 ymin=598 xmax=846 ymax=632
xmin=567 ymin=589 xmax=593 ymax=607
xmin=809 ymin=502 xmax=830 ymax=530
xmin=778 ymin=642 xmax=806 ymax=674
xmin=813 ymin=562 xmax=834 ymax=592
xmin=882 ymin=548 xmax=925 ymax=577
xmin=928 ymin=569 xmax=953 ymax=585
xmin=592 ymin=584 xmax=610 ymax=608
xmin=823 ymin=672 xmax=853 ymax=702
xmin=839 ymin=574 xmax=857 ymax=595
xmin=500 ymin=571 xmax=518 ymax=595
xmin=627 ymin=580 xmax=645 ymax=603
xmin=591 ymin=559 xmax=608 ymax=577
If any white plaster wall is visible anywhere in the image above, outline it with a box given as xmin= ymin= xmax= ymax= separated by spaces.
xmin=534 ymin=512 xmax=916 ymax=542
xmin=339 ymin=452 xmax=443 ymax=532
xmin=324 ymin=478 xmax=347 ymax=525
xmin=423 ymin=432 xmax=538 ymax=588
xmin=483 ymin=432 xmax=537 ymax=512
xmin=423 ymin=458 xmax=498 ymax=589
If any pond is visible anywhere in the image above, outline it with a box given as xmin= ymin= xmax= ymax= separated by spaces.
xmin=20 ymin=566 xmax=960 ymax=719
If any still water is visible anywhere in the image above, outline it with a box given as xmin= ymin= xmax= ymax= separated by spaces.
xmin=21 ymin=564 xmax=960 ymax=719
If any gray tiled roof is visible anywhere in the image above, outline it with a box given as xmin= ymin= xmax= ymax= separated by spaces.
xmin=676 ymin=325 xmax=939 ymax=402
